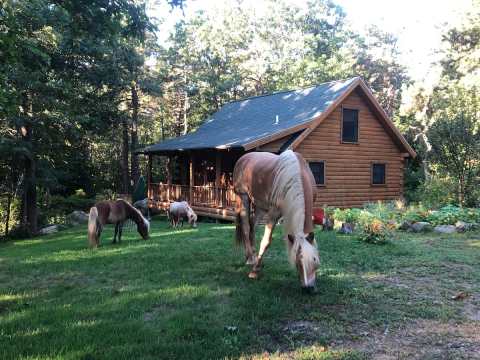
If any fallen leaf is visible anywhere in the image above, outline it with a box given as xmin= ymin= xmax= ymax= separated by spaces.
xmin=451 ymin=292 xmax=469 ymax=300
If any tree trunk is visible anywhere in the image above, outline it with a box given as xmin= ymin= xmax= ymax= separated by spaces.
xmin=121 ymin=118 xmax=130 ymax=194
xmin=24 ymin=154 xmax=37 ymax=234
xmin=21 ymin=94 xmax=37 ymax=235
xmin=5 ymin=193 xmax=11 ymax=238
xmin=130 ymin=84 xmax=140 ymax=187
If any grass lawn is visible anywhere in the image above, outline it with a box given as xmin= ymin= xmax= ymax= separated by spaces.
xmin=1 ymin=218 xmax=479 ymax=360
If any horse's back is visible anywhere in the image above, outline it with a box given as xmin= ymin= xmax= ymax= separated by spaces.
xmin=93 ymin=200 xmax=128 ymax=224
xmin=233 ymin=152 xmax=279 ymax=195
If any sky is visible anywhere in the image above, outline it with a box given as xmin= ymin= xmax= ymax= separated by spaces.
xmin=150 ymin=0 xmax=473 ymax=86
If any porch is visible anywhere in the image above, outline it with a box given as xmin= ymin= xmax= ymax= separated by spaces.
xmin=145 ymin=149 xmax=245 ymax=221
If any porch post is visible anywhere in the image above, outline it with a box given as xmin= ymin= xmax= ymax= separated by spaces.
xmin=147 ymin=154 xmax=152 ymax=200
xmin=167 ymin=155 xmax=174 ymax=202
xmin=215 ymin=151 xmax=222 ymax=207
xmin=189 ymin=153 xmax=195 ymax=204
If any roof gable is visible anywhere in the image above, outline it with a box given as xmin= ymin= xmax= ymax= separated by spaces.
xmin=288 ymin=79 xmax=416 ymax=158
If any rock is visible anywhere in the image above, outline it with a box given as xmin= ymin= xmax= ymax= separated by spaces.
xmin=455 ymin=221 xmax=476 ymax=232
xmin=39 ymin=225 xmax=59 ymax=235
xmin=133 ymin=198 xmax=149 ymax=215
xmin=338 ymin=222 xmax=354 ymax=234
xmin=399 ymin=221 xmax=412 ymax=231
xmin=434 ymin=225 xmax=457 ymax=234
xmin=66 ymin=210 xmax=89 ymax=225
xmin=411 ymin=222 xmax=432 ymax=233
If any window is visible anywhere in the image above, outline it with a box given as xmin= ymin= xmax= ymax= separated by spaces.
xmin=372 ymin=163 xmax=386 ymax=185
xmin=342 ymin=108 xmax=359 ymax=143
xmin=309 ymin=162 xmax=325 ymax=185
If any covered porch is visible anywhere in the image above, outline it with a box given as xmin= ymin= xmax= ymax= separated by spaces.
xmin=145 ymin=149 xmax=245 ymax=221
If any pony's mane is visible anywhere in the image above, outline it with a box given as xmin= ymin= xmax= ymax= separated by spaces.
xmin=271 ymin=151 xmax=319 ymax=271
xmin=120 ymin=199 xmax=150 ymax=232
xmin=271 ymin=150 xmax=305 ymax=237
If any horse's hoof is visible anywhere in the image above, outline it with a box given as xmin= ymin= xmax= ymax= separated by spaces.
xmin=248 ymin=271 xmax=260 ymax=279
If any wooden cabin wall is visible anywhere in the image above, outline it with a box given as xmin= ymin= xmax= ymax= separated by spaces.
xmin=296 ymin=88 xmax=405 ymax=208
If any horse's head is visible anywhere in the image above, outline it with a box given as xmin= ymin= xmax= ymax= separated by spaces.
xmin=137 ymin=217 xmax=150 ymax=239
xmin=187 ymin=208 xmax=197 ymax=228
xmin=287 ymin=232 xmax=319 ymax=291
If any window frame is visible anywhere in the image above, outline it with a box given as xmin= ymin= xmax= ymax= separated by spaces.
xmin=308 ymin=160 xmax=326 ymax=187
xmin=371 ymin=162 xmax=387 ymax=186
xmin=341 ymin=106 xmax=360 ymax=144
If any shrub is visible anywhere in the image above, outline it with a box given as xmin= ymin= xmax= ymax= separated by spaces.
xmin=39 ymin=191 xmax=95 ymax=226
xmin=411 ymin=177 xmax=457 ymax=208
xmin=333 ymin=208 xmax=361 ymax=224
xmin=426 ymin=205 xmax=480 ymax=226
xmin=358 ymin=216 xmax=389 ymax=245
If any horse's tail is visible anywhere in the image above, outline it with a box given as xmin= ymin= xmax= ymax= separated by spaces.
xmin=234 ymin=194 xmax=248 ymax=247
xmin=88 ymin=207 xmax=100 ymax=248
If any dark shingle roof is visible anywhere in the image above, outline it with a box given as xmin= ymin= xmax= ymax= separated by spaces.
xmin=142 ymin=77 xmax=359 ymax=153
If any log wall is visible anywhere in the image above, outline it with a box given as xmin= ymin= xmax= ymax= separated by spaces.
xmin=296 ymin=89 xmax=405 ymax=208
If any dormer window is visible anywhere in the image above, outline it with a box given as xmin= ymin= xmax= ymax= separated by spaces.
xmin=342 ymin=108 xmax=358 ymax=143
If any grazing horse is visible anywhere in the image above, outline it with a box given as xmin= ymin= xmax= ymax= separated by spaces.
xmin=168 ymin=201 xmax=197 ymax=228
xmin=87 ymin=199 xmax=150 ymax=248
xmin=233 ymin=150 xmax=320 ymax=290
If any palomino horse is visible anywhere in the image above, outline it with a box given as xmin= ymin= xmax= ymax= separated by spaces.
xmin=87 ymin=199 xmax=150 ymax=247
xmin=168 ymin=201 xmax=197 ymax=228
xmin=233 ymin=150 xmax=320 ymax=290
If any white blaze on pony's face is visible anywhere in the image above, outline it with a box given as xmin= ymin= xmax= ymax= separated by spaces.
xmin=137 ymin=215 xmax=150 ymax=239
xmin=288 ymin=233 xmax=320 ymax=289
xmin=186 ymin=207 xmax=197 ymax=228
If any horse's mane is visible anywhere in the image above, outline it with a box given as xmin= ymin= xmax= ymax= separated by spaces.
xmin=270 ymin=151 xmax=318 ymax=270
xmin=119 ymin=199 xmax=150 ymax=231
xmin=271 ymin=150 xmax=305 ymax=237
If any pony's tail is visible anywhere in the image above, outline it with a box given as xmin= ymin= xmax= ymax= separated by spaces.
xmin=235 ymin=211 xmax=244 ymax=246
xmin=88 ymin=207 xmax=100 ymax=248
xmin=234 ymin=194 xmax=248 ymax=247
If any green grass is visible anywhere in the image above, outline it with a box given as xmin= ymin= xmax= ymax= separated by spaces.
xmin=1 ymin=219 xmax=479 ymax=359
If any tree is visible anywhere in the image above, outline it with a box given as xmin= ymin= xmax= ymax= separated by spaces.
xmin=428 ymin=86 xmax=480 ymax=206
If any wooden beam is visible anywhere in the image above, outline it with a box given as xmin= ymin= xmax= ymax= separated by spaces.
xmin=147 ymin=154 xmax=152 ymax=201
xmin=215 ymin=152 xmax=221 ymax=187
xmin=189 ymin=153 xmax=194 ymax=203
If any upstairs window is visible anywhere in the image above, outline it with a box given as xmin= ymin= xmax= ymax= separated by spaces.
xmin=309 ymin=161 xmax=325 ymax=186
xmin=342 ymin=108 xmax=359 ymax=143
xmin=372 ymin=163 xmax=386 ymax=185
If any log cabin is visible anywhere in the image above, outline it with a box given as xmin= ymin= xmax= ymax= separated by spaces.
xmin=139 ymin=77 xmax=416 ymax=221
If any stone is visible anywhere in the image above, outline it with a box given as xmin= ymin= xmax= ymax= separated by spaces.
xmin=411 ymin=221 xmax=432 ymax=233
xmin=66 ymin=210 xmax=89 ymax=225
xmin=133 ymin=198 xmax=149 ymax=215
xmin=399 ymin=221 xmax=412 ymax=231
xmin=39 ymin=225 xmax=59 ymax=235
xmin=455 ymin=220 xmax=476 ymax=232
xmin=338 ymin=222 xmax=354 ymax=234
xmin=434 ymin=225 xmax=457 ymax=234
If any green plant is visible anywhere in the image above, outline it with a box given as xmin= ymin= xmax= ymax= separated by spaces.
xmin=333 ymin=208 xmax=361 ymax=224
xmin=358 ymin=218 xmax=389 ymax=244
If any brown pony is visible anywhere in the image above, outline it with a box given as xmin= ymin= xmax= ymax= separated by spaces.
xmin=233 ymin=150 xmax=319 ymax=290
xmin=87 ymin=199 xmax=150 ymax=248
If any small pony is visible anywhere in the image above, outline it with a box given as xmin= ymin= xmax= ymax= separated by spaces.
xmin=168 ymin=201 xmax=197 ymax=228
xmin=87 ymin=199 xmax=150 ymax=248
xmin=233 ymin=150 xmax=320 ymax=291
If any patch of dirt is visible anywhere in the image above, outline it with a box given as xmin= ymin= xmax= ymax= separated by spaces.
xmin=338 ymin=319 xmax=480 ymax=360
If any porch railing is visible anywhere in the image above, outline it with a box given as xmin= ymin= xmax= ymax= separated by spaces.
xmin=149 ymin=183 xmax=236 ymax=209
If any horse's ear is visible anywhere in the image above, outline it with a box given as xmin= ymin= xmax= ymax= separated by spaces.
xmin=287 ymin=234 xmax=295 ymax=244
xmin=306 ymin=232 xmax=315 ymax=244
